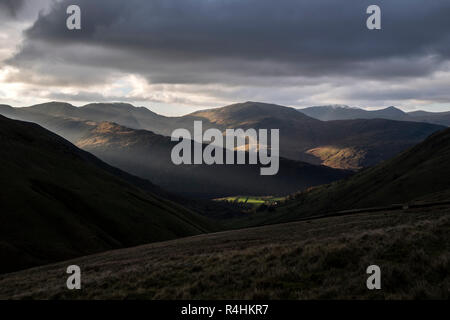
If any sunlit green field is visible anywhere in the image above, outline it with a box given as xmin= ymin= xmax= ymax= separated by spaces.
xmin=214 ymin=195 xmax=285 ymax=207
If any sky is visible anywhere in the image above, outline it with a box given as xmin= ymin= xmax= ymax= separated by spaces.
xmin=1 ymin=0 xmax=450 ymax=116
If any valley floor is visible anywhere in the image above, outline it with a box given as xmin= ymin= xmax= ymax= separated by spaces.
xmin=0 ymin=206 xmax=449 ymax=299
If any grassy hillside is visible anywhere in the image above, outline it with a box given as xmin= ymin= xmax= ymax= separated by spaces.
xmin=306 ymin=146 xmax=366 ymax=169
xmin=238 ymin=127 xmax=450 ymax=226
xmin=0 ymin=205 xmax=448 ymax=299
xmin=0 ymin=115 xmax=214 ymax=274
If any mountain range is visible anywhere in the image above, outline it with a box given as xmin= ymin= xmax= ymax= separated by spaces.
xmin=298 ymin=105 xmax=450 ymax=127
xmin=3 ymin=114 xmax=350 ymax=198
xmin=1 ymin=101 xmax=445 ymax=171
xmin=186 ymin=102 xmax=445 ymax=169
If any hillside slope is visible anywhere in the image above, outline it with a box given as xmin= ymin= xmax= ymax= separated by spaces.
xmin=1 ymin=206 xmax=448 ymax=299
xmin=0 ymin=115 xmax=213 ymax=274
xmin=244 ymin=127 xmax=450 ymax=225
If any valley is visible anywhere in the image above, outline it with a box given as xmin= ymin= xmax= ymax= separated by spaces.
xmin=233 ymin=125 xmax=450 ymax=227
xmin=0 ymin=101 xmax=449 ymax=299
xmin=1 ymin=0 xmax=449 ymax=303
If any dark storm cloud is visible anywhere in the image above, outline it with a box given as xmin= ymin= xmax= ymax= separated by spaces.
xmin=46 ymin=91 xmax=136 ymax=102
xmin=341 ymin=78 xmax=450 ymax=103
xmin=7 ymin=0 xmax=450 ymax=85
xmin=0 ymin=0 xmax=25 ymax=17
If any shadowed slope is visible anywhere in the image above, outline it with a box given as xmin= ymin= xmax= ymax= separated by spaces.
xmin=0 ymin=207 xmax=448 ymax=299
xmin=0 ymin=115 xmax=213 ymax=274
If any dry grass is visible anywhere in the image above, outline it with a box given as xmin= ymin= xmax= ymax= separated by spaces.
xmin=0 ymin=206 xmax=449 ymax=300
xmin=306 ymin=146 xmax=366 ymax=170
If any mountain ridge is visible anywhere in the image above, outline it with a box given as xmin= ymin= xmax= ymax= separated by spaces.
xmin=298 ymin=105 xmax=450 ymax=126
xmin=1 ymin=101 xmax=445 ymax=170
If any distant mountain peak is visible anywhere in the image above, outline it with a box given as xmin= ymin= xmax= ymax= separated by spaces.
xmin=83 ymin=102 xmax=136 ymax=109
xmin=378 ymin=106 xmax=406 ymax=115
xmin=304 ymin=105 xmax=360 ymax=110
xmin=26 ymin=102 xmax=77 ymax=115
xmin=298 ymin=104 xmax=417 ymax=122
xmin=230 ymin=101 xmax=288 ymax=109
xmin=385 ymin=105 xmax=402 ymax=111
xmin=81 ymin=102 xmax=160 ymax=116
xmin=30 ymin=101 xmax=75 ymax=108
xmin=190 ymin=101 xmax=316 ymax=125
xmin=326 ymin=104 xmax=354 ymax=109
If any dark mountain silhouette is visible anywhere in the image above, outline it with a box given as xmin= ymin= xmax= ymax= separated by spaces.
xmin=0 ymin=115 xmax=214 ymax=274
xmin=298 ymin=105 xmax=450 ymax=127
xmin=0 ymin=101 xmax=444 ymax=170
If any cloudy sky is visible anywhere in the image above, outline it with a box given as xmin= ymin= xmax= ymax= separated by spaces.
xmin=1 ymin=0 xmax=450 ymax=116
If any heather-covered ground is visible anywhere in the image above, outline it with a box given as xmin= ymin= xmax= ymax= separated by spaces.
xmin=1 ymin=205 xmax=448 ymax=300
